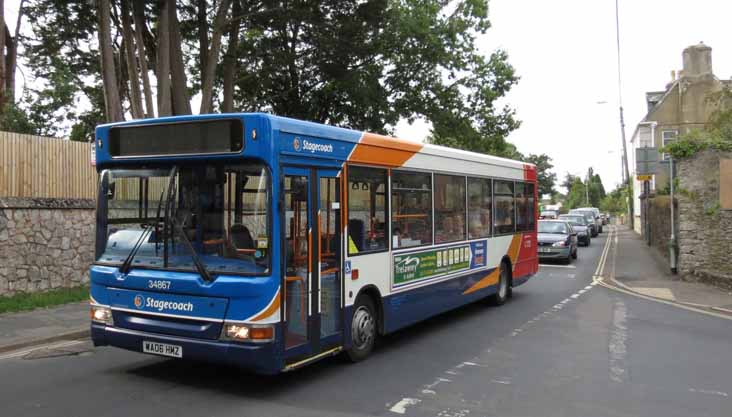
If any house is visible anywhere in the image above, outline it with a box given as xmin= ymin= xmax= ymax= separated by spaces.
xmin=629 ymin=43 xmax=731 ymax=234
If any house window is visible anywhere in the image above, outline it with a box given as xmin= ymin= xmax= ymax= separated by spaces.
xmin=662 ymin=130 xmax=678 ymax=160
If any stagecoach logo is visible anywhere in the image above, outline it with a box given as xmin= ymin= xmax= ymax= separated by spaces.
xmin=134 ymin=295 xmax=144 ymax=309
xmin=394 ymin=256 xmax=420 ymax=275
xmin=293 ymin=137 xmax=333 ymax=154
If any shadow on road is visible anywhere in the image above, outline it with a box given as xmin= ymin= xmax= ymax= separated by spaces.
xmin=123 ymin=292 xmax=524 ymax=396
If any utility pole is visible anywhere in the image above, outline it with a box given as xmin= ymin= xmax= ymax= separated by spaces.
xmin=585 ymin=169 xmax=590 ymax=205
xmin=615 ymin=0 xmax=632 ymax=221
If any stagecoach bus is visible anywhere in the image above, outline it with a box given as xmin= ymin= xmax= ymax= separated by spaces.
xmin=89 ymin=113 xmax=538 ymax=374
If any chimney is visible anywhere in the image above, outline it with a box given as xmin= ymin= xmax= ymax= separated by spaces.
xmin=682 ymin=42 xmax=713 ymax=79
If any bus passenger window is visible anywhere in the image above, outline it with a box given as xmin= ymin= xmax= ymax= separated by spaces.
xmin=494 ymin=180 xmax=515 ymax=234
xmin=391 ymin=171 xmax=432 ymax=248
xmin=434 ymin=174 xmax=466 ymax=243
xmin=348 ymin=166 xmax=388 ymax=254
xmin=468 ymin=177 xmax=492 ymax=238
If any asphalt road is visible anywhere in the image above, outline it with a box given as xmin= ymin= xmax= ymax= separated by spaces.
xmin=1 ymin=229 xmax=731 ymax=417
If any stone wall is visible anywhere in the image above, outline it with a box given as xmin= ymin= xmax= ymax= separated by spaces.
xmin=645 ymin=195 xmax=678 ymax=259
xmin=677 ymin=149 xmax=732 ymax=289
xmin=0 ymin=198 xmax=95 ymax=296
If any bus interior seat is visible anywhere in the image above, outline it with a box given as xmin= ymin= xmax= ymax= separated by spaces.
xmin=348 ymin=219 xmax=364 ymax=251
xmin=230 ymin=223 xmax=254 ymax=250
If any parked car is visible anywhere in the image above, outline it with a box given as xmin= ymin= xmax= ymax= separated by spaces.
xmin=537 ymin=220 xmax=578 ymax=264
xmin=569 ymin=209 xmax=598 ymax=237
xmin=539 ymin=210 xmax=558 ymax=220
xmin=578 ymin=207 xmax=603 ymax=233
xmin=558 ymin=214 xmax=591 ymax=246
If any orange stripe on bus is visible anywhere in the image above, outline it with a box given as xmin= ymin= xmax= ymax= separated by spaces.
xmin=251 ymin=288 xmax=281 ymax=321
xmin=508 ymin=234 xmax=522 ymax=266
xmin=463 ymin=268 xmax=500 ymax=295
xmin=348 ymin=132 xmax=423 ymax=167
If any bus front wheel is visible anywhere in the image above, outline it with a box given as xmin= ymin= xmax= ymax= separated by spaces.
xmin=346 ymin=296 xmax=377 ymax=362
xmin=489 ymin=262 xmax=510 ymax=306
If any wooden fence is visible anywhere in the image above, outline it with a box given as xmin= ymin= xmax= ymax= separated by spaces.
xmin=0 ymin=131 xmax=97 ymax=199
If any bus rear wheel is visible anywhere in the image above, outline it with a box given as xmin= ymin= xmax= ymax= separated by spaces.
xmin=489 ymin=262 xmax=510 ymax=306
xmin=346 ymin=296 xmax=377 ymax=362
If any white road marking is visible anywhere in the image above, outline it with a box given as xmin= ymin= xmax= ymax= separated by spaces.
xmin=491 ymin=379 xmax=512 ymax=385
xmin=609 ymin=300 xmax=629 ymax=383
xmin=0 ymin=339 xmax=86 ymax=361
xmin=689 ymin=388 xmax=728 ymax=397
xmin=540 ymin=264 xmax=577 ymax=269
xmin=584 ymin=285 xmax=593 ymax=290
xmin=390 ymin=398 xmax=421 ymax=414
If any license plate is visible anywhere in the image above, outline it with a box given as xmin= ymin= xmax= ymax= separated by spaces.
xmin=540 ymin=247 xmax=552 ymax=253
xmin=143 ymin=341 xmax=182 ymax=358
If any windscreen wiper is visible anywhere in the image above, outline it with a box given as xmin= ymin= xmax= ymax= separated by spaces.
xmin=169 ymin=214 xmax=213 ymax=282
xmin=119 ymin=223 xmax=153 ymax=274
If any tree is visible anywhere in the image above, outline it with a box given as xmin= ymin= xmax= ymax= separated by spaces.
xmin=16 ymin=0 xmax=518 ymax=143
xmin=564 ymin=177 xmax=587 ymax=210
xmin=600 ymin=184 xmax=628 ymax=214
xmin=523 ymin=154 xmax=557 ymax=197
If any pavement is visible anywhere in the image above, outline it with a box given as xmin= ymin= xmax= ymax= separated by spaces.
xmin=0 ymin=301 xmax=89 ymax=354
xmin=603 ymin=225 xmax=732 ymax=317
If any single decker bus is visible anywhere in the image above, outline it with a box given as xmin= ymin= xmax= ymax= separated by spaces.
xmin=90 ymin=113 xmax=538 ymax=374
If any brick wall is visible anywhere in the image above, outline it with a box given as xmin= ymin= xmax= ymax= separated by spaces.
xmin=677 ymin=149 xmax=732 ymax=289
xmin=645 ymin=195 xmax=678 ymax=259
xmin=0 ymin=198 xmax=95 ymax=296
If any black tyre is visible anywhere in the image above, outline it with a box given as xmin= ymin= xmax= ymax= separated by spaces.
xmin=489 ymin=262 xmax=510 ymax=306
xmin=346 ymin=296 xmax=377 ymax=362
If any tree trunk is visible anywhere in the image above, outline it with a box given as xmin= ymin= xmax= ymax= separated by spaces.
xmin=156 ymin=0 xmax=172 ymax=117
xmin=4 ymin=0 xmax=25 ymax=100
xmin=0 ymin=0 xmax=7 ymax=111
xmin=98 ymin=0 xmax=124 ymax=122
xmin=121 ymin=0 xmax=144 ymax=119
xmin=168 ymin=2 xmax=191 ymax=115
xmin=197 ymin=0 xmax=208 ymax=80
xmin=199 ymin=0 xmax=232 ymax=114
xmin=132 ymin=0 xmax=155 ymax=118
xmin=222 ymin=0 xmax=241 ymax=113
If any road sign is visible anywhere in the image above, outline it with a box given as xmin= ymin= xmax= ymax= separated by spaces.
xmin=636 ymin=174 xmax=653 ymax=181
xmin=635 ymin=147 xmax=659 ymax=175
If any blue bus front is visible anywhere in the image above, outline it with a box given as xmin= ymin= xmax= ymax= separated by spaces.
xmin=89 ymin=114 xmax=286 ymax=374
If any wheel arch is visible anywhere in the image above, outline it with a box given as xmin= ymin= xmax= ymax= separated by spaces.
xmin=500 ymin=255 xmax=514 ymax=287
xmin=354 ymin=285 xmax=385 ymax=335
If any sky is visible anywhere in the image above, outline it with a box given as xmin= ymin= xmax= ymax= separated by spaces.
xmin=396 ymin=0 xmax=732 ymax=193
xmin=5 ymin=1 xmax=732 ymax=193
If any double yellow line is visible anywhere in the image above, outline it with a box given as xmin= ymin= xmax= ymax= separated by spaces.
xmin=592 ymin=226 xmax=732 ymax=321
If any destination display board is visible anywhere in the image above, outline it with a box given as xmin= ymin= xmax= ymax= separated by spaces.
xmin=109 ymin=119 xmax=243 ymax=157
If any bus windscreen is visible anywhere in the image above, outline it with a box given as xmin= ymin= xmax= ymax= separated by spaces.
xmin=108 ymin=119 xmax=243 ymax=157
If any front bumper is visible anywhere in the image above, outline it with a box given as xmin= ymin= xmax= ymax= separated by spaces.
xmin=91 ymin=324 xmax=282 ymax=374
xmin=538 ymin=246 xmax=571 ymax=259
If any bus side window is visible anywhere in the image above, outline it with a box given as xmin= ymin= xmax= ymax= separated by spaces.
xmin=347 ymin=166 xmax=388 ymax=254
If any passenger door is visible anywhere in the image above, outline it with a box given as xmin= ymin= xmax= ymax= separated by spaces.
xmin=282 ymin=167 xmax=342 ymax=361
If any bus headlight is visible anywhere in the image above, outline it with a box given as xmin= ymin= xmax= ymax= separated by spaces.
xmin=90 ymin=305 xmax=113 ymax=325
xmin=221 ymin=323 xmax=274 ymax=343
